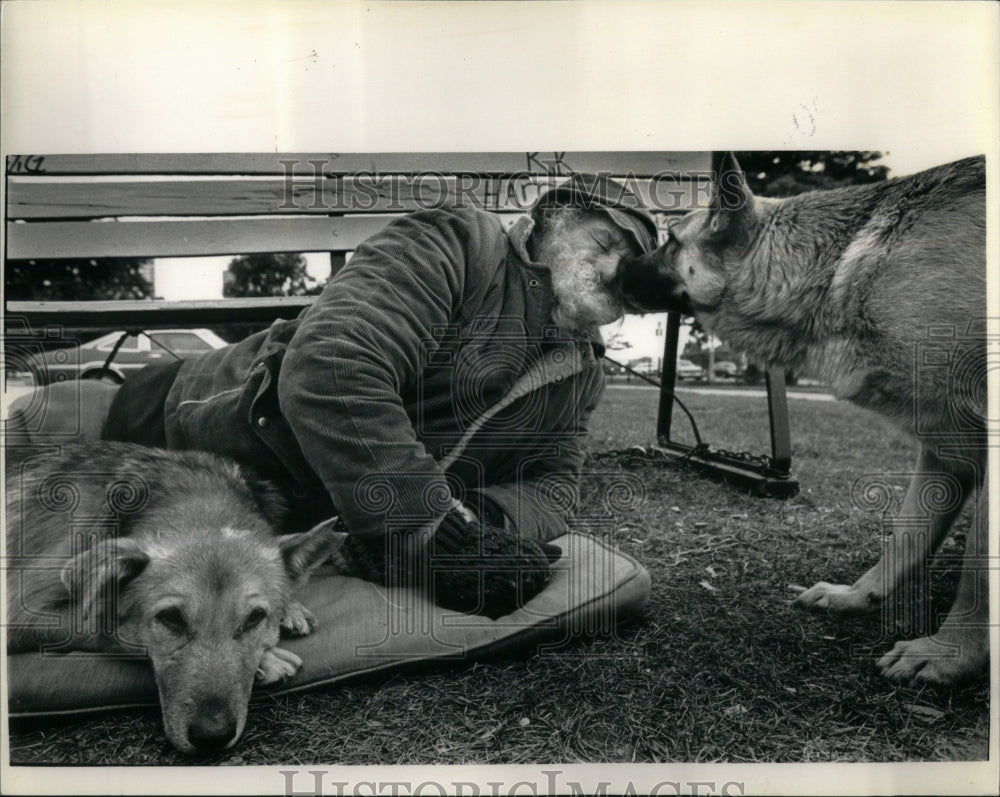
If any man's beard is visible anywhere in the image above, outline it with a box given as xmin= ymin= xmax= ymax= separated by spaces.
xmin=537 ymin=232 xmax=624 ymax=333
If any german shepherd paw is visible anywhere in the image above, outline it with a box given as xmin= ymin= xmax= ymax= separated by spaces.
xmin=877 ymin=632 xmax=988 ymax=686
xmin=280 ymin=600 xmax=317 ymax=637
xmin=791 ymin=581 xmax=877 ymax=616
xmin=256 ymin=646 xmax=303 ymax=684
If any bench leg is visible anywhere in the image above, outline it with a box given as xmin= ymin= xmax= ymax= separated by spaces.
xmin=655 ymin=312 xmax=682 ymax=441
xmin=652 ymin=315 xmax=798 ymax=498
xmin=765 ymin=367 xmax=792 ymax=476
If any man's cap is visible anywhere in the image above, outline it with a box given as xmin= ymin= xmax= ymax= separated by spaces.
xmin=532 ymin=172 xmax=659 ymax=254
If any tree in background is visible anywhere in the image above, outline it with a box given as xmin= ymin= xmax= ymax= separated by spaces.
xmin=601 ymin=329 xmax=634 ymax=377
xmin=223 ymin=253 xmax=323 ymax=297
xmin=5 ymin=258 xmax=153 ymax=300
xmin=603 ymin=329 xmax=633 ymax=353
xmin=731 ymin=150 xmax=889 ymax=197
xmin=213 ymin=253 xmax=326 ymax=342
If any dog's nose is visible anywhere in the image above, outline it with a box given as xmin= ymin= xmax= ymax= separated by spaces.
xmin=187 ymin=700 xmax=238 ymax=753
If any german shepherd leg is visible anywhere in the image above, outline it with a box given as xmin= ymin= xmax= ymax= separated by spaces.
xmin=877 ymin=472 xmax=990 ymax=684
xmin=793 ymin=445 xmax=975 ymax=615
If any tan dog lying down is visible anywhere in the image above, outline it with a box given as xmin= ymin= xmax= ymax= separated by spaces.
xmin=6 ymin=442 xmax=340 ymax=754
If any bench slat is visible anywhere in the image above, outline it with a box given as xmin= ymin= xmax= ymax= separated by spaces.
xmin=7 ymin=152 xmax=712 ymax=177
xmin=6 ymin=297 xmax=315 ymax=329
xmin=8 ymin=176 xmax=701 ymax=220
xmin=5 ymin=216 xmax=404 ymax=259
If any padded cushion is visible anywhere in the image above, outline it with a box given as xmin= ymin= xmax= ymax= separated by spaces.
xmin=6 ymin=533 xmax=649 ymax=717
xmin=5 ymin=380 xmax=118 ymax=446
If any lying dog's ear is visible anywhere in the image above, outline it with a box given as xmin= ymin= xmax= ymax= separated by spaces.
xmin=60 ymin=537 xmax=149 ymax=624
xmin=279 ymin=516 xmax=346 ymax=584
xmin=709 ymin=151 xmax=755 ymax=237
xmin=243 ymin=472 xmax=289 ymax=529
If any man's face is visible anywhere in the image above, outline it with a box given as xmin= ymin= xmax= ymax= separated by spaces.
xmin=536 ymin=210 xmax=639 ymax=333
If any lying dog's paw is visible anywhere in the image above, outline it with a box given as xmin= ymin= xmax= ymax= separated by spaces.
xmin=256 ymin=646 xmax=302 ymax=684
xmin=280 ymin=600 xmax=316 ymax=637
xmin=791 ymin=581 xmax=877 ymax=616
xmin=877 ymin=631 xmax=988 ymax=686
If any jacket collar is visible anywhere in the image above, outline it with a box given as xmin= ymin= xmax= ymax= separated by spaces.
xmin=506 ymin=216 xmax=536 ymax=264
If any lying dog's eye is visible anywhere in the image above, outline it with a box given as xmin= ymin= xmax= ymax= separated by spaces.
xmin=155 ymin=606 xmax=187 ymax=634
xmin=237 ymin=607 xmax=268 ymax=636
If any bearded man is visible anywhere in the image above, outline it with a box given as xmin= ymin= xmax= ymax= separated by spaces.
xmin=102 ymin=173 xmax=658 ymax=617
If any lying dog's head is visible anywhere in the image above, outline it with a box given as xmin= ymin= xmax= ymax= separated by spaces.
xmin=60 ymin=512 xmax=338 ymax=755
xmin=619 ymin=152 xmax=760 ymax=316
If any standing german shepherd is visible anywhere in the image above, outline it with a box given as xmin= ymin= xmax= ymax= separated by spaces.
xmin=619 ymin=153 xmax=987 ymax=685
xmin=6 ymin=442 xmax=341 ymax=753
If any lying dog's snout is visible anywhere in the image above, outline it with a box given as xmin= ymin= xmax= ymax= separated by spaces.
xmin=187 ymin=699 xmax=238 ymax=753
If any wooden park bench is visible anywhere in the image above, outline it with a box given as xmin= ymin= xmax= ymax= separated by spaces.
xmin=4 ymin=152 xmax=797 ymax=496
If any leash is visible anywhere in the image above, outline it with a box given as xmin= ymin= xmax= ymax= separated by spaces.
xmin=601 ymin=354 xmax=704 ymax=447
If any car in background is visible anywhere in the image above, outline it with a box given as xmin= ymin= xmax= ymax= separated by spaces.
xmin=675 ymin=359 xmax=706 ymax=381
xmin=25 ymin=328 xmax=229 ymax=385
xmin=712 ymin=361 xmax=741 ymax=380
xmin=624 ymin=357 xmax=660 ymax=378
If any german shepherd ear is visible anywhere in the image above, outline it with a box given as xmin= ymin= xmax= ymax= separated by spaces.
xmin=60 ymin=537 xmax=149 ymax=623
xmin=708 ymin=152 xmax=754 ymax=237
xmin=279 ymin=516 xmax=346 ymax=584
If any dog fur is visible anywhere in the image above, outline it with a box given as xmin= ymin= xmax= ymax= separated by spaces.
xmin=5 ymin=441 xmax=341 ymax=753
xmin=619 ymin=153 xmax=988 ymax=685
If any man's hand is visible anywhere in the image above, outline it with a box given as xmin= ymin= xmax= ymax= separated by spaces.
xmin=340 ymin=505 xmax=562 ymax=619
xmin=430 ymin=508 xmax=562 ymax=618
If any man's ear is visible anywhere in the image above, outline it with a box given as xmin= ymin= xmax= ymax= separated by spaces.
xmin=279 ymin=516 xmax=346 ymax=584
xmin=60 ymin=537 xmax=149 ymax=623
xmin=708 ymin=152 xmax=755 ymax=237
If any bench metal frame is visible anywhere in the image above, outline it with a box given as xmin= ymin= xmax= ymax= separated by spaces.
xmin=656 ymin=312 xmax=799 ymax=498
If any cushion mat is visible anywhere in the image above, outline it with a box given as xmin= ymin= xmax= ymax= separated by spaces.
xmin=6 ymin=532 xmax=650 ymax=717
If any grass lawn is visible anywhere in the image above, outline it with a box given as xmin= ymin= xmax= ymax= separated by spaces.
xmin=7 ymin=386 xmax=989 ymax=764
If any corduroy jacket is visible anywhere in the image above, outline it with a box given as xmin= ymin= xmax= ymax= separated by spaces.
xmin=162 ymin=206 xmax=606 ymax=540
